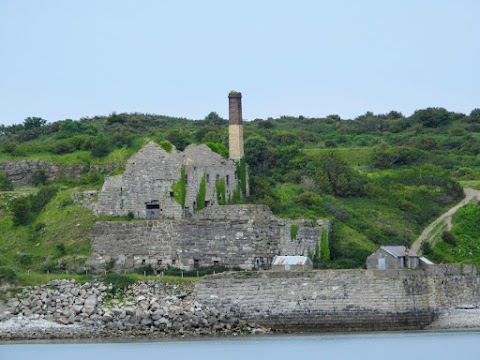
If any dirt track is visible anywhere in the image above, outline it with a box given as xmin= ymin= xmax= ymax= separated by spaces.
xmin=410 ymin=188 xmax=480 ymax=254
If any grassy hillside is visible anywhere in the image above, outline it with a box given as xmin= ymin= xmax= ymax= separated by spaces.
xmin=1 ymin=107 xmax=479 ymax=270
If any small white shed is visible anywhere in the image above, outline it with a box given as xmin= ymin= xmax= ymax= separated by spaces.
xmin=271 ymin=256 xmax=313 ymax=271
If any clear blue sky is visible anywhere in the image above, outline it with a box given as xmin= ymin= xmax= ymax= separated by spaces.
xmin=1 ymin=0 xmax=479 ymax=125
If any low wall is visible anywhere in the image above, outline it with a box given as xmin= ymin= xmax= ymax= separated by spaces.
xmin=195 ymin=265 xmax=480 ymax=332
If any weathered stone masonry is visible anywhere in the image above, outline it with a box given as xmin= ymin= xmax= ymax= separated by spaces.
xmin=87 ymin=205 xmax=326 ymax=272
xmin=195 ymin=265 xmax=480 ymax=332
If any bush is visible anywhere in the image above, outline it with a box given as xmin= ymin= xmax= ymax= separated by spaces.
xmin=441 ymin=230 xmax=457 ymax=246
xmin=0 ymin=267 xmax=17 ymax=283
xmin=0 ymin=171 xmax=13 ymax=191
xmin=103 ymin=273 xmax=136 ymax=294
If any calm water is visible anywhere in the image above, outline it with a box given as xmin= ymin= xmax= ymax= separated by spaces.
xmin=1 ymin=331 xmax=479 ymax=360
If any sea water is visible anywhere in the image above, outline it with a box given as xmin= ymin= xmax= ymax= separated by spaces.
xmin=1 ymin=331 xmax=479 ymax=360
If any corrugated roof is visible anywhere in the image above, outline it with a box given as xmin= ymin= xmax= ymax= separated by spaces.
xmin=272 ymin=256 xmax=312 ymax=266
xmin=381 ymin=246 xmax=419 ymax=258
xmin=420 ymin=257 xmax=434 ymax=265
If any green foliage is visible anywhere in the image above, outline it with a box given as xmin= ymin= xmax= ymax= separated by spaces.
xmin=413 ymin=107 xmax=452 ymax=128
xmin=205 ymin=142 xmax=229 ymax=159
xmin=432 ymin=204 xmax=480 ymax=264
xmin=171 ymin=166 xmax=186 ymax=208
xmin=103 ymin=273 xmax=136 ymax=294
xmin=372 ymin=145 xmax=421 ymax=169
xmin=441 ymin=230 xmax=457 ymax=246
xmin=0 ymin=171 xmax=13 ymax=191
xmin=236 ymin=157 xmax=248 ymax=196
xmin=32 ymin=168 xmax=48 ymax=186
xmin=23 ymin=117 xmax=46 ymax=130
xmin=10 ymin=196 xmax=32 ymax=226
xmin=91 ymin=135 xmax=113 ymax=157
xmin=215 ymin=178 xmax=226 ymax=205
xmin=290 ymin=224 xmax=299 ymax=240
xmin=158 ymin=140 xmax=173 ymax=153
xmin=313 ymin=150 xmax=366 ymax=197
xmin=196 ymin=174 xmax=206 ymax=211
xmin=0 ymin=266 xmax=17 ymax=283
xmin=320 ymin=229 xmax=330 ymax=261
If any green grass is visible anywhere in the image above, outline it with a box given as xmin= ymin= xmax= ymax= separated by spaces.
xmin=0 ymin=187 xmax=96 ymax=271
xmin=304 ymin=147 xmax=373 ymax=167
xmin=459 ymin=180 xmax=480 ymax=190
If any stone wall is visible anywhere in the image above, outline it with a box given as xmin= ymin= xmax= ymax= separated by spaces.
xmin=195 ymin=265 xmax=480 ymax=332
xmin=87 ymin=205 xmax=324 ymax=271
xmin=0 ymin=160 xmax=85 ymax=186
xmin=96 ymin=142 xmax=239 ymax=219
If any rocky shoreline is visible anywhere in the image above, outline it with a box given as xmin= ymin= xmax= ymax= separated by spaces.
xmin=0 ymin=279 xmax=269 ymax=341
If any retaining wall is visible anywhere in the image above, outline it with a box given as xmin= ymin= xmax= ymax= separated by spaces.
xmin=195 ymin=265 xmax=480 ymax=332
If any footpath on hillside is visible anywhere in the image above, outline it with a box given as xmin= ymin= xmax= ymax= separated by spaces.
xmin=410 ymin=188 xmax=480 ymax=254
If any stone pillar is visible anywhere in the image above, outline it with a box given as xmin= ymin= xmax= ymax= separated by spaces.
xmin=228 ymin=91 xmax=244 ymax=160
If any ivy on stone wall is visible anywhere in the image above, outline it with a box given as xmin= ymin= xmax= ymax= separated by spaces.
xmin=320 ymin=229 xmax=330 ymax=261
xmin=215 ymin=178 xmax=226 ymax=205
xmin=171 ymin=166 xmax=186 ymax=208
xmin=158 ymin=140 xmax=173 ymax=153
xmin=236 ymin=157 xmax=247 ymax=196
xmin=229 ymin=187 xmax=241 ymax=204
xmin=290 ymin=224 xmax=299 ymax=241
xmin=196 ymin=174 xmax=206 ymax=211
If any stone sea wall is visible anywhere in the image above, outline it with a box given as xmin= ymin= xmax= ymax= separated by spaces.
xmin=1 ymin=266 xmax=479 ymax=340
xmin=195 ymin=265 xmax=480 ymax=332
xmin=0 ymin=279 xmax=266 ymax=340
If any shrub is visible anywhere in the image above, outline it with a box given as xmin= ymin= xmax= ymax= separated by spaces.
xmin=290 ymin=224 xmax=299 ymax=240
xmin=0 ymin=171 xmax=13 ymax=191
xmin=103 ymin=273 xmax=136 ymax=294
xmin=441 ymin=230 xmax=457 ymax=246
xmin=0 ymin=267 xmax=17 ymax=283
xmin=32 ymin=168 xmax=48 ymax=186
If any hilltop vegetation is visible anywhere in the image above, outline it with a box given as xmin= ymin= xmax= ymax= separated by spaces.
xmin=1 ymin=107 xmax=480 ymax=271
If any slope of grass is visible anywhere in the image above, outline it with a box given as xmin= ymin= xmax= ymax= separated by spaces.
xmin=0 ymin=188 xmax=96 ymax=271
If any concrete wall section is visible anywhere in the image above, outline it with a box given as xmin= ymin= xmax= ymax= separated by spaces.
xmin=195 ymin=265 xmax=480 ymax=332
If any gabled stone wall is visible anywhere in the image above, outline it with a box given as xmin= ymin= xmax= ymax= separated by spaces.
xmin=96 ymin=142 xmax=239 ymax=219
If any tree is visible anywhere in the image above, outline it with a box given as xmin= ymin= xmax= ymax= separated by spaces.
xmin=313 ymin=151 xmax=365 ymax=197
xmin=412 ymin=108 xmax=451 ymax=128
xmin=23 ymin=117 xmax=46 ymax=129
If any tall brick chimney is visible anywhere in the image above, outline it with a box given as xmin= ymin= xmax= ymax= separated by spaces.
xmin=228 ymin=91 xmax=244 ymax=160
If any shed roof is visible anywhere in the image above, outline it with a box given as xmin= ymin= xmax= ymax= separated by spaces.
xmin=420 ymin=257 xmax=434 ymax=265
xmin=381 ymin=246 xmax=419 ymax=258
xmin=272 ymin=256 xmax=312 ymax=266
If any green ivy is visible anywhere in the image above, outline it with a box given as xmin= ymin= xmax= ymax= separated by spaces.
xmin=158 ymin=140 xmax=173 ymax=153
xmin=320 ymin=229 xmax=330 ymax=261
xmin=290 ymin=224 xmax=299 ymax=241
xmin=206 ymin=142 xmax=229 ymax=159
xmin=236 ymin=157 xmax=247 ymax=196
xmin=216 ymin=178 xmax=226 ymax=205
xmin=196 ymin=174 xmax=206 ymax=211
xmin=171 ymin=166 xmax=186 ymax=208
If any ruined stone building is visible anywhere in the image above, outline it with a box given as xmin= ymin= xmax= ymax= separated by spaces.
xmin=96 ymin=142 xmax=240 ymax=219
xmin=86 ymin=92 xmax=327 ymax=271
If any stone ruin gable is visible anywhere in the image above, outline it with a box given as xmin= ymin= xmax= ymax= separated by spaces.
xmin=181 ymin=144 xmax=238 ymax=210
xmin=0 ymin=159 xmax=85 ymax=187
xmin=95 ymin=142 xmax=241 ymax=219
xmin=87 ymin=204 xmax=323 ymax=272
xmin=96 ymin=142 xmax=183 ymax=219
xmin=281 ymin=219 xmax=327 ymax=257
